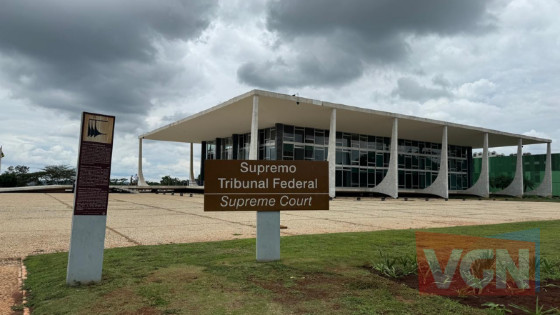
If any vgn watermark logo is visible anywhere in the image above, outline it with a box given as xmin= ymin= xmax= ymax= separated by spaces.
xmin=416 ymin=229 xmax=539 ymax=296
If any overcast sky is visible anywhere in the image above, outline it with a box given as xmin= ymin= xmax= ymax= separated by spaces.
xmin=1 ymin=0 xmax=559 ymax=182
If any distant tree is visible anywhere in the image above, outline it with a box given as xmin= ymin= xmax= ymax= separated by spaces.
xmin=110 ymin=178 xmax=128 ymax=185
xmin=490 ymin=175 xmax=538 ymax=192
xmin=41 ymin=165 xmax=76 ymax=185
xmin=1 ymin=165 xmax=37 ymax=187
xmin=159 ymin=176 xmax=189 ymax=186
xmin=524 ymin=176 xmax=536 ymax=192
xmin=0 ymin=173 xmax=17 ymax=187
xmin=5 ymin=165 xmax=29 ymax=175
xmin=490 ymin=175 xmax=513 ymax=190
xmin=160 ymin=175 xmax=182 ymax=186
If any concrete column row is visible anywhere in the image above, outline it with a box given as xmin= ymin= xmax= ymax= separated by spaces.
xmin=462 ymin=138 xmax=552 ymax=198
xmin=325 ymin=110 xmax=552 ymax=199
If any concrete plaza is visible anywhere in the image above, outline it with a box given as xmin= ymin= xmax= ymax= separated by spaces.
xmin=2 ymin=193 xmax=560 ymax=259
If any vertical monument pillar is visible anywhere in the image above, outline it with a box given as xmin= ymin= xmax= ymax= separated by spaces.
xmin=189 ymin=143 xmax=195 ymax=185
xmin=67 ymin=112 xmax=115 ymax=285
xmin=525 ymin=142 xmax=553 ymax=197
xmin=372 ymin=118 xmax=399 ymax=198
xmin=251 ymin=95 xmax=281 ymax=261
xmin=327 ymin=109 xmax=337 ymax=198
xmin=463 ymin=133 xmax=489 ymax=197
xmin=496 ymin=139 xmax=524 ymax=197
xmin=422 ymin=126 xmax=449 ymax=199
xmin=137 ymin=138 xmax=148 ymax=186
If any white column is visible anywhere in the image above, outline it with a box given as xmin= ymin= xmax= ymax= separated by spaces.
xmin=327 ymin=109 xmax=337 ymax=198
xmin=249 ymin=96 xmax=259 ymax=160
xmin=463 ymin=133 xmax=489 ymax=197
xmin=496 ymin=138 xmax=524 ymax=197
xmin=372 ymin=118 xmax=398 ymax=198
xmin=251 ymin=95 xmax=280 ymax=262
xmin=137 ymin=138 xmax=148 ymax=186
xmin=423 ymin=126 xmax=448 ymax=198
xmin=189 ymin=143 xmax=195 ymax=186
xmin=525 ymin=142 xmax=553 ymax=197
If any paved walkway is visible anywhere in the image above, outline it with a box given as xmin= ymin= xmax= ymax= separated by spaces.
xmin=1 ymin=193 xmax=560 ymax=313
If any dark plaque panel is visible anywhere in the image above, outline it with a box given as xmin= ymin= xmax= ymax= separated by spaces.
xmin=204 ymin=160 xmax=329 ymax=211
xmin=73 ymin=112 xmax=115 ymax=215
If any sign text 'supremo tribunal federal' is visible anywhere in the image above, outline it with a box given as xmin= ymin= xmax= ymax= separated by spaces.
xmin=204 ymin=160 xmax=329 ymax=211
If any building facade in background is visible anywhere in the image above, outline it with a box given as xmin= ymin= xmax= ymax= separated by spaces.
xmin=140 ymin=90 xmax=553 ymax=199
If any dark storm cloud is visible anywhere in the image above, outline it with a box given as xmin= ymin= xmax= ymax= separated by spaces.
xmin=238 ymin=0 xmax=496 ymax=89
xmin=432 ymin=74 xmax=452 ymax=88
xmin=0 ymin=0 xmax=217 ymax=129
xmin=237 ymin=50 xmax=365 ymax=90
xmin=393 ymin=77 xmax=451 ymax=102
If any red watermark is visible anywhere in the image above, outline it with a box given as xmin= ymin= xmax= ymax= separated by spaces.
xmin=416 ymin=231 xmax=538 ymax=296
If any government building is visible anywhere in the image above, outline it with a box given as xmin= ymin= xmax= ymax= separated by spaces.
xmin=138 ymin=90 xmax=553 ymax=199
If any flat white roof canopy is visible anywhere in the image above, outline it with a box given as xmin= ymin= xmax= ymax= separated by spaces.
xmin=141 ymin=90 xmax=551 ymax=149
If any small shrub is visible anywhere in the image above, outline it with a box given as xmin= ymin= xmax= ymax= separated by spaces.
xmin=371 ymin=251 xmax=418 ymax=279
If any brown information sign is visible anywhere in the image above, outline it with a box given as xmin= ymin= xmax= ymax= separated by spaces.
xmin=73 ymin=112 xmax=115 ymax=215
xmin=204 ymin=160 xmax=329 ymax=211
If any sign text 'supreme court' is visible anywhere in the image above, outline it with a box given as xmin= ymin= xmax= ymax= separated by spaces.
xmin=204 ymin=160 xmax=329 ymax=211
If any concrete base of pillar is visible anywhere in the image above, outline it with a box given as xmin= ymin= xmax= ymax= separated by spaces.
xmin=525 ymin=143 xmax=552 ymax=198
xmin=495 ymin=139 xmax=523 ymax=198
xmin=525 ymin=183 xmax=552 ymax=197
xmin=66 ymin=215 xmax=107 ymax=285
xmin=462 ymin=184 xmax=490 ymax=198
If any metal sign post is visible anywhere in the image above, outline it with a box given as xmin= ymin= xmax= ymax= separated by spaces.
xmin=66 ymin=112 xmax=115 ymax=285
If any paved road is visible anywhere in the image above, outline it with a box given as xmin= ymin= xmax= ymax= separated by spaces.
xmin=2 ymin=193 xmax=560 ymax=313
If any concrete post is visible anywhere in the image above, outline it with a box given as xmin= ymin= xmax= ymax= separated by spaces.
xmin=525 ymin=142 xmax=553 ymax=197
xmin=66 ymin=215 xmax=107 ymax=284
xmin=251 ymin=95 xmax=280 ymax=261
xmin=137 ymin=138 xmax=148 ymax=186
xmin=327 ymin=109 xmax=337 ymax=198
xmin=422 ymin=126 xmax=449 ymax=198
xmin=189 ymin=143 xmax=195 ymax=186
xmin=372 ymin=118 xmax=398 ymax=198
xmin=496 ymin=139 xmax=524 ymax=197
xmin=463 ymin=133 xmax=489 ymax=197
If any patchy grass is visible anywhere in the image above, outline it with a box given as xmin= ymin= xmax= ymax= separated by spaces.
xmin=24 ymin=220 xmax=560 ymax=314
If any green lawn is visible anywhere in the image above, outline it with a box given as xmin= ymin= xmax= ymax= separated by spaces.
xmin=23 ymin=220 xmax=560 ymax=314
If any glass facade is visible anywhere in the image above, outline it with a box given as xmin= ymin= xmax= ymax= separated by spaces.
xmin=210 ymin=127 xmax=277 ymax=161
xmin=203 ymin=123 xmax=471 ymax=190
